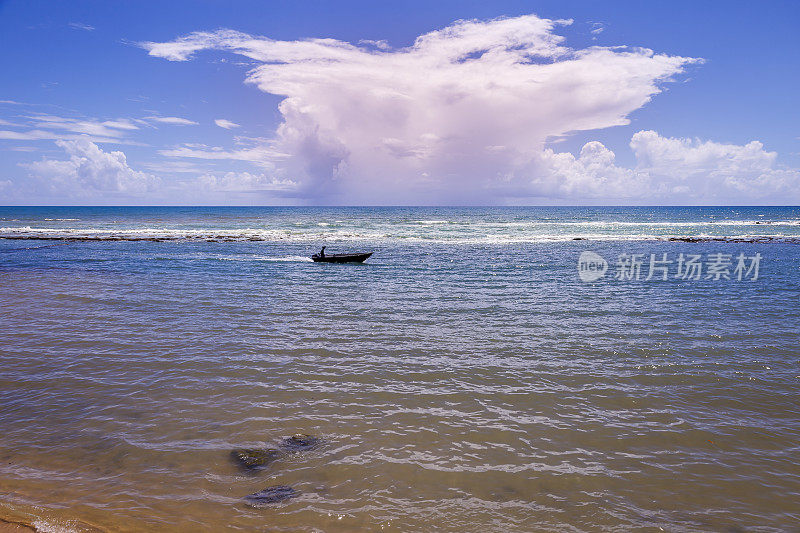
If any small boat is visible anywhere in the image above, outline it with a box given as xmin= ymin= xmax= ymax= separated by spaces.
xmin=311 ymin=251 xmax=373 ymax=263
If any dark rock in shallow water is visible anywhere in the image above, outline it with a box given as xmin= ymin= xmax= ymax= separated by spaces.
xmin=280 ymin=433 xmax=320 ymax=451
xmin=669 ymin=237 xmax=703 ymax=242
xmin=665 ymin=236 xmax=800 ymax=244
xmin=230 ymin=448 xmax=281 ymax=470
xmin=244 ymin=485 xmax=299 ymax=506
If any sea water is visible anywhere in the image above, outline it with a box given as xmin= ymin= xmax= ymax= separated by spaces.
xmin=1 ymin=207 xmax=798 ymax=532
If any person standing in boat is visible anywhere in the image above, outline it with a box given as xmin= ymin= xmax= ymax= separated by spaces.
xmin=319 ymin=246 xmax=326 ymax=258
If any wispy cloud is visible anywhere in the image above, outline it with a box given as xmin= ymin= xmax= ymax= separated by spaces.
xmin=198 ymin=171 xmax=298 ymax=192
xmin=1 ymin=146 xmax=37 ymax=152
xmin=102 ymin=119 xmax=139 ymax=130
xmin=0 ymin=128 xmax=124 ymax=144
xmin=142 ymin=160 xmax=206 ymax=174
xmin=0 ymin=129 xmax=73 ymax=141
xmin=358 ymin=39 xmax=390 ymax=50
xmin=143 ymin=116 xmax=199 ymax=126
xmin=214 ymin=118 xmax=240 ymax=129
xmin=159 ymin=141 xmax=284 ymax=166
xmin=68 ymin=22 xmax=95 ymax=31
xmin=590 ymin=22 xmax=605 ymax=36
xmin=0 ymin=108 xmax=145 ymax=145
xmin=26 ymin=114 xmax=136 ymax=138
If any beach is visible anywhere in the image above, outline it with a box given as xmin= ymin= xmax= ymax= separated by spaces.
xmin=1 ymin=206 xmax=799 ymax=532
xmin=0 ymin=520 xmax=34 ymax=533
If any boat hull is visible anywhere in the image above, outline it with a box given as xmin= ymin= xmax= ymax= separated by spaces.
xmin=311 ymin=252 xmax=372 ymax=263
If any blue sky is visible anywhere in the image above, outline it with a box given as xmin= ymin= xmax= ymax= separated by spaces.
xmin=1 ymin=0 xmax=798 ymax=205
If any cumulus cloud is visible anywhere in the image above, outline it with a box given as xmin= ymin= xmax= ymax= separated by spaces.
xmin=630 ymin=131 xmax=800 ymax=200
xmin=520 ymin=141 xmax=645 ymax=199
xmin=25 ymin=138 xmax=159 ymax=196
xmin=214 ymin=118 xmax=240 ymax=129
xmin=512 ymin=130 xmax=800 ymax=202
xmin=140 ymin=14 xmax=799 ymax=203
xmin=142 ymin=15 xmax=701 ymax=202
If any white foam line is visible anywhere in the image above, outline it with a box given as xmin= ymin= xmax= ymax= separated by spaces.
xmin=215 ymin=255 xmax=313 ymax=262
xmin=1 ymin=225 xmax=798 ymax=244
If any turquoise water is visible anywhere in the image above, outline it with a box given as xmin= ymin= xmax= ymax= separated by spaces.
xmin=1 ymin=207 xmax=799 ymax=532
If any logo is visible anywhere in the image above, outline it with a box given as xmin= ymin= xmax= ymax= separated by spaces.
xmin=576 ymin=250 xmax=761 ymax=282
xmin=578 ymin=251 xmax=608 ymax=282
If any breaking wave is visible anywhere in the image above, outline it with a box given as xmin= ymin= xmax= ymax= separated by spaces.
xmin=2 ymin=215 xmax=800 ymax=245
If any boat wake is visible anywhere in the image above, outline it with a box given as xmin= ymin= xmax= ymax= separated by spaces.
xmin=215 ymin=255 xmax=314 ymax=262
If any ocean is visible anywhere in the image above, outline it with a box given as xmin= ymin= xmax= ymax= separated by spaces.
xmin=1 ymin=206 xmax=798 ymax=532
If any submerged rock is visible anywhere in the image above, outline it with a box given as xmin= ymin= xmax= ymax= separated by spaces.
xmin=230 ymin=448 xmax=281 ymax=470
xmin=244 ymin=485 xmax=299 ymax=506
xmin=280 ymin=433 xmax=320 ymax=451
xmin=666 ymin=236 xmax=796 ymax=244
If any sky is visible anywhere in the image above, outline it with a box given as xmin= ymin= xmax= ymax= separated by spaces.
xmin=0 ymin=0 xmax=798 ymax=206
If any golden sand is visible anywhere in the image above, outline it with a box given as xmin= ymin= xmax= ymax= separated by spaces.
xmin=0 ymin=519 xmax=35 ymax=532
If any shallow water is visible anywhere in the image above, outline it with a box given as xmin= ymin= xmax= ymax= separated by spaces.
xmin=1 ymin=207 xmax=799 ymax=532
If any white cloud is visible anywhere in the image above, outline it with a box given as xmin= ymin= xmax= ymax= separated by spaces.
xmin=3 ymin=146 xmax=37 ymax=152
xmin=142 ymin=160 xmax=205 ymax=174
xmin=144 ymin=116 xmax=199 ymax=126
xmin=630 ymin=130 xmax=800 ymax=200
xmin=0 ymin=129 xmax=52 ymax=140
xmin=358 ymin=39 xmax=390 ymax=50
xmin=142 ymin=14 xmax=800 ymax=203
xmin=520 ymin=141 xmax=646 ymax=199
xmin=214 ymin=118 xmax=240 ymax=129
xmin=142 ymin=15 xmax=700 ymax=202
xmin=510 ymin=131 xmax=800 ymax=202
xmin=159 ymin=141 xmax=285 ymax=166
xmin=198 ymin=171 xmax=298 ymax=192
xmin=68 ymin=22 xmax=95 ymax=31
xmin=24 ymin=138 xmax=159 ymax=195
xmin=102 ymin=119 xmax=139 ymax=130
xmin=0 ymin=128 xmax=123 ymax=144
xmin=0 ymin=113 xmax=143 ymax=144
xmin=29 ymin=114 xmax=137 ymax=137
